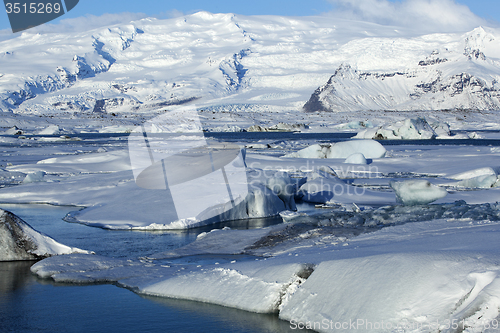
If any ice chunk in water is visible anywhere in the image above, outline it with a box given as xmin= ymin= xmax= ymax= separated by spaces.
xmin=390 ymin=179 xmax=447 ymax=206
xmin=0 ymin=209 xmax=89 ymax=261
xmin=344 ymin=153 xmax=367 ymax=165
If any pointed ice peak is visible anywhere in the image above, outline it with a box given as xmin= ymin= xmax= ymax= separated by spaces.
xmin=464 ymin=26 xmax=497 ymax=50
xmin=462 ymin=26 xmax=498 ymax=61
xmin=331 ymin=64 xmax=358 ymax=80
xmin=468 ymin=26 xmax=491 ymax=39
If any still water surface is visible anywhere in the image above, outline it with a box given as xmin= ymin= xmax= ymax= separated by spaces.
xmin=0 ymin=204 xmax=305 ymax=333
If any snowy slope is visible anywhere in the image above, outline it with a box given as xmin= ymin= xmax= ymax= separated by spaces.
xmin=305 ymin=27 xmax=500 ymax=112
xmin=1 ymin=12 xmax=499 ymax=116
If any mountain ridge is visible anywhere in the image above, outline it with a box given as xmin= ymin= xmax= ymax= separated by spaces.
xmin=0 ymin=13 xmax=499 ymax=115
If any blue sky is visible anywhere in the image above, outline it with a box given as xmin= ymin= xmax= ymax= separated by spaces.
xmin=1 ymin=0 xmax=499 ymax=32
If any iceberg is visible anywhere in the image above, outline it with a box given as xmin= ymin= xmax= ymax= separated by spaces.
xmin=458 ymin=174 xmax=498 ymax=188
xmin=390 ymin=179 xmax=448 ymax=206
xmin=344 ymin=153 xmax=367 ymax=165
xmin=22 ymin=171 xmax=46 ymax=184
xmin=449 ymin=167 xmax=497 ymax=180
xmin=0 ymin=209 xmax=89 ymax=261
xmin=449 ymin=167 xmax=499 ymax=188
xmin=285 ymin=140 xmax=386 ymax=159
xmin=37 ymin=125 xmax=60 ymax=135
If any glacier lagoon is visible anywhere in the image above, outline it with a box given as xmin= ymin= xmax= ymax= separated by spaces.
xmin=2 ymin=131 xmax=500 ymax=332
xmin=2 ymin=12 xmax=500 ymax=332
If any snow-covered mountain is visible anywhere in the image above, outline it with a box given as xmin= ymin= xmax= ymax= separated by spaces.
xmin=305 ymin=27 xmax=500 ymax=112
xmin=0 ymin=12 xmax=499 ymax=116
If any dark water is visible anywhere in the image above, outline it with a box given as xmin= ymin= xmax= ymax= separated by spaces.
xmin=0 ymin=263 xmax=296 ymax=333
xmin=0 ymin=204 xmax=304 ymax=333
xmin=4 ymin=130 xmax=500 ymax=149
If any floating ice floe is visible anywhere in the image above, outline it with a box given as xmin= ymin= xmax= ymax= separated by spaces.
xmin=0 ymin=209 xmax=89 ymax=261
xmin=390 ymin=179 xmax=448 ymax=205
xmin=37 ymin=125 xmax=60 ymax=135
xmin=285 ymin=140 xmax=386 ymax=159
xmin=352 ymin=117 xmax=471 ymax=140
xmin=22 ymin=171 xmax=45 ymax=184
xmin=247 ymin=123 xmax=308 ymax=132
xmin=344 ymin=153 xmax=367 ymax=164
xmin=449 ymin=167 xmax=500 ymax=188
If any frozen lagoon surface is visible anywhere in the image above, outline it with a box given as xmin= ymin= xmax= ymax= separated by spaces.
xmin=3 ymin=132 xmax=500 ymax=332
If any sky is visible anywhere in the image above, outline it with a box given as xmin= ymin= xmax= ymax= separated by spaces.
xmin=0 ymin=0 xmax=499 ymax=34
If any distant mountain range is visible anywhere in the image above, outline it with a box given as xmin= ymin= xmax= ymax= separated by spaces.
xmin=304 ymin=27 xmax=500 ymax=112
xmin=0 ymin=12 xmax=499 ymax=115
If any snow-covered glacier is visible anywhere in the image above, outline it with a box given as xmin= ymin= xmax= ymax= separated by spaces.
xmin=1 ymin=14 xmax=500 ymax=117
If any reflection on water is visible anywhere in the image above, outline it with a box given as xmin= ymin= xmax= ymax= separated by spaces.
xmin=0 ymin=261 xmax=37 ymax=297
xmin=143 ymin=294 xmax=305 ymax=333
xmin=0 ymin=204 xmax=311 ymax=333
xmin=0 ymin=260 xmax=312 ymax=333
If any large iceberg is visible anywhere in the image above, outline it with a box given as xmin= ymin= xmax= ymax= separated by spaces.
xmin=354 ymin=118 xmax=455 ymax=140
xmin=0 ymin=209 xmax=88 ymax=261
xmin=285 ymin=140 xmax=386 ymax=159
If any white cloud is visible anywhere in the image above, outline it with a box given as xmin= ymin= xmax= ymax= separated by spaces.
xmin=327 ymin=0 xmax=488 ymax=32
xmin=0 ymin=11 xmax=188 ymax=41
